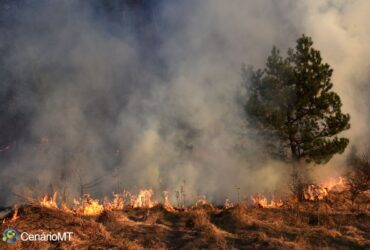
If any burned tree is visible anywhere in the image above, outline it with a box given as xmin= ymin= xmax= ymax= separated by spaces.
xmin=244 ymin=35 xmax=350 ymax=199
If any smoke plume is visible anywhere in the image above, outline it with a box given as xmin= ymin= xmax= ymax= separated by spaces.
xmin=0 ymin=0 xmax=369 ymax=205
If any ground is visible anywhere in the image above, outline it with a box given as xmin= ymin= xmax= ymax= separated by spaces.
xmin=0 ymin=191 xmax=369 ymax=250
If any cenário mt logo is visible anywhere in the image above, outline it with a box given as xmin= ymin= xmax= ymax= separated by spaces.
xmin=2 ymin=227 xmax=20 ymax=244
xmin=2 ymin=227 xmax=73 ymax=244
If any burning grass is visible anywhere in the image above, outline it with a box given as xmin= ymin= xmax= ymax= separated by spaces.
xmin=1 ymin=185 xmax=369 ymax=249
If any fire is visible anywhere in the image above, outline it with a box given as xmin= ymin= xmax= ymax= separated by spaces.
xmin=162 ymin=191 xmax=175 ymax=212
xmin=320 ymin=176 xmax=346 ymax=191
xmin=133 ymin=189 xmax=155 ymax=208
xmin=11 ymin=206 xmax=19 ymax=221
xmin=35 ymin=179 xmax=345 ymax=213
xmin=224 ymin=199 xmax=234 ymax=209
xmin=304 ymin=176 xmax=347 ymax=201
xmin=304 ymin=185 xmax=328 ymax=201
xmin=37 ymin=189 xmax=161 ymax=216
xmin=1 ymin=206 xmax=19 ymax=225
xmin=251 ymin=194 xmax=283 ymax=208
xmin=61 ymin=202 xmax=73 ymax=213
xmin=74 ymin=195 xmax=104 ymax=216
xmin=104 ymin=193 xmax=124 ymax=211
xmin=40 ymin=192 xmax=58 ymax=209
xmin=195 ymin=195 xmax=209 ymax=207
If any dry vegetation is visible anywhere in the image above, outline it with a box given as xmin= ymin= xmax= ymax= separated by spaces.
xmin=1 ymin=189 xmax=369 ymax=250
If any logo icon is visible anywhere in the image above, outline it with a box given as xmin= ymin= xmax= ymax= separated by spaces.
xmin=2 ymin=228 xmax=19 ymax=244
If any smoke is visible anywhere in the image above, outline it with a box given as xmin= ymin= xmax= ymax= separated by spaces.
xmin=0 ymin=0 xmax=369 ymax=205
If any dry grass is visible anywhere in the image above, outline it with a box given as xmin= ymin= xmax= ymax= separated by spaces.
xmin=0 ymin=190 xmax=369 ymax=249
xmin=190 ymin=208 xmax=227 ymax=249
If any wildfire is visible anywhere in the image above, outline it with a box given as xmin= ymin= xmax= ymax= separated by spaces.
xmin=320 ymin=176 xmax=347 ymax=191
xmin=304 ymin=176 xmax=347 ymax=201
xmin=74 ymin=195 xmax=104 ymax=216
xmin=1 ymin=206 xmax=19 ymax=225
xmin=61 ymin=202 xmax=73 ymax=213
xmin=11 ymin=206 xmax=19 ymax=221
xmin=133 ymin=189 xmax=155 ymax=208
xmin=162 ymin=191 xmax=175 ymax=212
xmin=104 ymin=193 xmax=124 ymax=211
xmin=38 ymin=189 xmax=160 ymax=216
xmin=304 ymin=185 xmax=328 ymax=201
xmin=224 ymin=199 xmax=234 ymax=209
xmin=40 ymin=192 xmax=58 ymax=209
xmin=251 ymin=194 xmax=283 ymax=208
xmin=195 ymin=195 xmax=209 ymax=207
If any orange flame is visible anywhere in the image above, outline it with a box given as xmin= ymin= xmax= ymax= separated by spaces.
xmin=1 ymin=206 xmax=19 ymax=225
xmin=133 ymin=189 xmax=155 ymax=208
xmin=74 ymin=195 xmax=104 ymax=216
xmin=304 ymin=176 xmax=347 ymax=201
xmin=162 ymin=191 xmax=175 ymax=212
xmin=61 ymin=202 xmax=73 ymax=213
xmin=320 ymin=176 xmax=346 ymax=191
xmin=195 ymin=195 xmax=209 ymax=207
xmin=40 ymin=192 xmax=58 ymax=209
xmin=104 ymin=193 xmax=124 ymax=211
xmin=251 ymin=194 xmax=283 ymax=208
xmin=224 ymin=199 xmax=234 ymax=209
xmin=304 ymin=185 xmax=328 ymax=201
xmin=11 ymin=207 xmax=19 ymax=221
xmin=38 ymin=189 xmax=162 ymax=216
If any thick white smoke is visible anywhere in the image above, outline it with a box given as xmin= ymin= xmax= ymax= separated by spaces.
xmin=0 ymin=0 xmax=369 ymax=205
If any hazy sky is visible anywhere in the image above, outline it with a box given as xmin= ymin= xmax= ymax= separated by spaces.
xmin=0 ymin=0 xmax=368 ymax=205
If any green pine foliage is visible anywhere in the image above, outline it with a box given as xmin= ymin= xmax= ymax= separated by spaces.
xmin=244 ymin=35 xmax=350 ymax=164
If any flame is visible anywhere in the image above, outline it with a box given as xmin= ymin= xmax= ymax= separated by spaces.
xmin=74 ymin=195 xmax=104 ymax=216
xmin=104 ymin=193 xmax=124 ymax=211
xmin=61 ymin=202 xmax=73 ymax=213
xmin=40 ymin=192 xmax=58 ymax=209
xmin=304 ymin=176 xmax=347 ymax=201
xmin=195 ymin=195 xmax=209 ymax=206
xmin=251 ymin=194 xmax=283 ymax=208
xmin=320 ymin=177 xmax=346 ymax=191
xmin=11 ymin=206 xmax=19 ymax=221
xmin=162 ymin=191 xmax=175 ymax=212
xmin=38 ymin=189 xmax=160 ymax=216
xmin=224 ymin=199 xmax=234 ymax=209
xmin=1 ymin=206 xmax=19 ymax=225
xmin=133 ymin=189 xmax=155 ymax=208
xmin=304 ymin=185 xmax=328 ymax=201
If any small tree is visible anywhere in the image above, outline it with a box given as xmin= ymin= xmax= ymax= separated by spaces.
xmin=244 ymin=35 xmax=350 ymax=199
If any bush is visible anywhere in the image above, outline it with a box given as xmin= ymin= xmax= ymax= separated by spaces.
xmin=346 ymin=148 xmax=370 ymax=205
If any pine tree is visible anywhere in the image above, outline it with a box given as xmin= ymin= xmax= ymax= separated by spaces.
xmin=244 ymin=35 xmax=350 ymax=165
